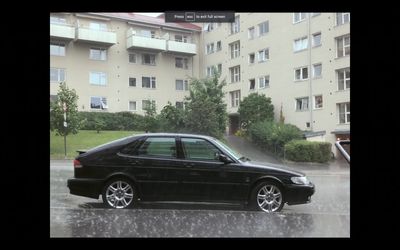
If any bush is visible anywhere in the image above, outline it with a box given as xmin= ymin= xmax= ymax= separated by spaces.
xmin=78 ymin=112 xmax=145 ymax=131
xmin=248 ymin=120 xmax=302 ymax=156
xmin=285 ymin=140 xmax=332 ymax=163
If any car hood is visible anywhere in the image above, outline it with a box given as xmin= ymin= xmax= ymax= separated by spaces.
xmin=240 ymin=161 xmax=305 ymax=176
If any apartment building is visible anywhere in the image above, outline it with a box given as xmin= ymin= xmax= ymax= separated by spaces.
xmin=50 ymin=12 xmax=350 ymax=156
xmin=50 ymin=13 xmax=201 ymax=114
xmin=200 ymin=13 xmax=350 ymax=155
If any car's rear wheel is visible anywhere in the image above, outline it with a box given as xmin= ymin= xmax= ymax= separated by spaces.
xmin=251 ymin=181 xmax=284 ymax=213
xmin=102 ymin=178 xmax=136 ymax=209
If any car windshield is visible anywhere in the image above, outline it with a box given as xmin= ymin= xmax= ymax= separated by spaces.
xmin=212 ymin=138 xmax=244 ymax=161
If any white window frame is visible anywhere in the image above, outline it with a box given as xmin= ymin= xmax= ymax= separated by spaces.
xmin=89 ymin=48 xmax=107 ymax=61
xmin=294 ymin=36 xmax=308 ymax=52
xmin=296 ymin=97 xmax=309 ymax=111
xmin=142 ymin=76 xmax=156 ymax=89
xmin=293 ymin=13 xmax=308 ymax=23
xmin=216 ymin=41 xmax=222 ymax=51
xmin=142 ymin=100 xmax=156 ymax=111
xmin=50 ymin=68 xmax=65 ymax=82
xmin=337 ymin=68 xmax=350 ymax=90
xmin=230 ymin=66 xmax=241 ymax=83
xmin=175 ymin=57 xmax=184 ymax=68
xmin=249 ymin=79 xmax=256 ymax=90
xmin=89 ymin=71 xmax=107 ymax=86
xmin=312 ymin=32 xmax=321 ymax=47
xmin=230 ymin=90 xmax=241 ymax=107
xmin=129 ymin=53 xmax=137 ymax=63
xmin=336 ymin=12 xmax=350 ymax=26
xmin=249 ymin=53 xmax=255 ymax=64
xmin=206 ymin=43 xmax=214 ymax=54
xmin=294 ymin=67 xmax=309 ymax=81
xmin=175 ymin=79 xmax=189 ymax=91
xmin=313 ymin=95 xmax=323 ymax=109
xmin=129 ymin=77 xmax=136 ymax=87
xmin=338 ymin=103 xmax=350 ymax=124
xmin=90 ymin=96 xmax=108 ymax=110
xmin=230 ymin=41 xmax=240 ymax=59
xmin=258 ymin=48 xmax=269 ymax=62
xmin=258 ymin=21 xmax=269 ymax=36
xmin=50 ymin=16 xmax=66 ymax=25
xmin=258 ymin=75 xmax=270 ymax=89
xmin=175 ymin=34 xmax=188 ymax=43
xmin=50 ymin=42 xmax=65 ymax=56
xmin=142 ymin=54 xmax=156 ymax=65
xmin=248 ymin=26 xmax=255 ymax=39
xmin=312 ymin=63 xmax=322 ymax=78
xmin=217 ymin=64 xmax=222 ymax=74
xmin=336 ymin=34 xmax=350 ymax=58
xmin=89 ymin=22 xmax=107 ymax=31
xmin=128 ymin=101 xmax=137 ymax=111
xmin=231 ymin=15 xmax=240 ymax=34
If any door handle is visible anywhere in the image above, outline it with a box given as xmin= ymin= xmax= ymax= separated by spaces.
xmin=184 ymin=163 xmax=195 ymax=168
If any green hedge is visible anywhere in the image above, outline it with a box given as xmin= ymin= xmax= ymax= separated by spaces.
xmin=247 ymin=121 xmax=302 ymax=156
xmin=78 ymin=111 xmax=146 ymax=131
xmin=285 ymin=140 xmax=332 ymax=163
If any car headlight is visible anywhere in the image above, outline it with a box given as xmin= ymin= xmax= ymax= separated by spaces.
xmin=291 ymin=176 xmax=310 ymax=185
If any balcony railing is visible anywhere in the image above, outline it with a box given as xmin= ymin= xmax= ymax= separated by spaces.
xmin=50 ymin=23 xmax=75 ymax=40
xmin=76 ymin=26 xmax=117 ymax=46
xmin=166 ymin=40 xmax=197 ymax=55
xmin=126 ymin=29 xmax=166 ymax=52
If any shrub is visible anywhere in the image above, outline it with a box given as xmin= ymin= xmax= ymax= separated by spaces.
xmin=285 ymin=140 xmax=332 ymax=163
xmin=78 ymin=112 xmax=145 ymax=131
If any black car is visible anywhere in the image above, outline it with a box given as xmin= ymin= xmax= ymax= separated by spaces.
xmin=68 ymin=133 xmax=315 ymax=212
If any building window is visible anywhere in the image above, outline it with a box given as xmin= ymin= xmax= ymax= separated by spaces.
xmin=176 ymin=80 xmax=189 ymax=91
xmin=312 ymin=33 xmax=321 ymax=47
xmin=142 ymin=54 xmax=156 ymax=65
xmin=129 ymin=77 xmax=136 ymax=87
xmin=204 ymin=23 xmax=214 ymax=32
xmin=231 ymin=15 xmax=240 ymax=34
xmin=217 ymin=64 xmax=222 ymax=74
xmin=90 ymin=72 xmax=107 ymax=86
xmin=230 ymin=41 xmax=240 ymax=59
xmin=314 ymin=95 xmax=323 ymax=109
xmin=50 ymin=43 xmax=65 ymax=56
xmin=90 ymin=48 xmax=107 ymax=61
xmin=249 ymin=53 xmax=255 ymax=64
xmin=129 ymin=101 xmax=137 ymax=111
xmin=230 ymin=66 xmax=241 ymax=83
xmin=142 ymin=77 xmax=156 ymax=89
xmin=336 ymin=13 xmax=350 ymax=26
xmin=259 ymin=75 xmax=270 ymax=89
xmin=294 ymin=37 xmax=308 ymax=51
xmin=91 ymin=96 xmax=108 ymax=110
xmin=129 ymin=53 xmax=137 ymax=63
xmin=50 ymin=16 xmax=66 ymax=25
xmin=140 ymin=30 xmax=155 ymax=38
xmin=294 ymin=67 xmax=308 ymax=81
xmin=248 ymin=27 xmax=255 ymax=39
xmin=142 ymin=100 xmax=155 ymax=110
xmin=296 ymin=97 xmax=309 ymax=111
xmin=338 ymin=103 xmax=350 ymax=124
xmin=89 ymin=22 xmax=107 ymax=31
xmin=313 ymin=64 xmax=322 ymax=78
xmin=249 ymin=79 xmax=255 ymax=90
xmin=337 ymin=68 xmax=350 ymax=90
xmin=258 ymin=21 xmax=269 ymax=36
xmin=175 ymin=34 xmax=188 ymax=43
xmin=206 ymin=43 xmax=214 ymax=54
xmin=176 ymin=102 xmax=184 ymax=109
xmin=216 ymin=41 xmax=222 ymax=51
xmin=258 ymin=48 xmax=269 ymax=62
xmin=311 ymin=13 xmax=321 ymax=17
xmin=230 ymin=90 xmax=241 ymax=107
xmin=50 ymin=68 xmax=65 ymax=82
xmin=336 ymin=35 xmax=350 ymax=58
xmin=293 ymin=13 xmax=308 ymax=23
xmin=175 ymin=57 xmax=188 ymax=69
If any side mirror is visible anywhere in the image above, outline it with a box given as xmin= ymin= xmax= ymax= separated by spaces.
xmin=218 ymin=153 xmax=233 ymax=163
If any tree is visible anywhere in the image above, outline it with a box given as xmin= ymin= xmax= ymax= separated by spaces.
xmin=158 ymin=102 xmax=185 ymax=132
xmin=184 ymin=71 xmax=227 ymax=138
xmin=238 ymin=93 xmax=274 ymax=130
xmin=50 ymin=82 xmax=80 ymax=136
xmin=279 ymin=103 xmax=285 ymax=124
xmin=143 ymin=100 xmax=158 ymax=132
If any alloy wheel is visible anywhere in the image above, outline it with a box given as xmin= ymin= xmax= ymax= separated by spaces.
xmin=105 ymin=181 xmax=134 ymax=208
xmin=256 ymin=184 xmax=282 ymax=212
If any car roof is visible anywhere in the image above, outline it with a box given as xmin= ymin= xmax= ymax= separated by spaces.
xmin=136 ymin=133 xmax=216 ymax=140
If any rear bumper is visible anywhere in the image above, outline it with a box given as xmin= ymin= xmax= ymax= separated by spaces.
xmin=284 ymin=183 xmax=315 ymax=205
xmin=67 ymin=178 xmax=104 ymax=199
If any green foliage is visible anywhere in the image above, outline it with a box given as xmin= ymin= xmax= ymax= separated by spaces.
xmin=143 ymin=100 xmax=158 ymax=132
xmin=248 ymin=120 xmax=302 ymax=156
xmin=184 ymin=74 xmax=227 ymax=138
xmin=94 ymin=118 xmax=106 ymax=133
xmin=78 ymin=112 xmax=145 ymax=131
xmin=285 ymin=140 xmax=332 ymax=163
xmin=279 ymin=103 xmax=285 ymax=124
xmin=50 ymin=82 xmax=80 ymax=136
xmin=158 ymin=102 xmax=185 ymax=132
xmin=234 ymin=129 xmax=246 ymax=137
xmin=238 ymin=93 xmax=274 ymax=129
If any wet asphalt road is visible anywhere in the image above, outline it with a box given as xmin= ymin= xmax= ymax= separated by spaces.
xmin=50 ymin=161 xmax=350 ymax=237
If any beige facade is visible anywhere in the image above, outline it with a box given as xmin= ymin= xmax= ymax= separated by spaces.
xmin=50 ymin=12 xmax=350 ymax=155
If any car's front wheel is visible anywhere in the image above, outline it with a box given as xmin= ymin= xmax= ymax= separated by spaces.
xmin=251 ymin=181 xmax=284 ymax=213
xmin=102 ymin=178 xmax=136 ymax=209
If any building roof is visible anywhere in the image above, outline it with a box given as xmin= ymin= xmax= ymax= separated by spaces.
xmin=90 ymin=13 xmax=202 ymax=32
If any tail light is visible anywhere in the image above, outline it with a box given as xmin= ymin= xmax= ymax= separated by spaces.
xmin=73 ymin=159 xmax=82 ymax=168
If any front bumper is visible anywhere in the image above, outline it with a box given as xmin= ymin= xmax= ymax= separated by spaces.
xmin=284 ymin=182 xmax=315 ymax=205
xmin=67 ymin=178 xmax=104 ymax=199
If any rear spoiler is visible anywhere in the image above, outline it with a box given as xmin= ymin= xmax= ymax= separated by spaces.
xmin=335 ymin=140 xmax=350 ymax=163
xmin=76 ymin=150 xmax=87 ymax=155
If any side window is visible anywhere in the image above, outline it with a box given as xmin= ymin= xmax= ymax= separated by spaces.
xmin=120 ymin=139 xmax=143 ymax=155
xmin=181 ymin=138 xmax=221 ymax=161
xmin=137 ymin=137 xmax=177 ymax=158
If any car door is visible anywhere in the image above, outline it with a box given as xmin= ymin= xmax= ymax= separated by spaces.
xmin=178 ymin=137 xmax=247 ymax=202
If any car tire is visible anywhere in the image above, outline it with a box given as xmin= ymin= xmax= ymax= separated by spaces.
xmin=102 ymin=178 xmax=137 ymax=209
xmin=251 ymin=181 xmax=284 ymax=213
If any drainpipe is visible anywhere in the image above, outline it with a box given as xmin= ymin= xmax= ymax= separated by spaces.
xmin=308 ymin=14 xmax=314 ymax=131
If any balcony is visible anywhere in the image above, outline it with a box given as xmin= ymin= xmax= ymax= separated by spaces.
xmin=76 ymin=27 xmax=117 ymax=46
xmin=126 ymin=29 xmax=166 ymax=52
xmin=50 ymin=23 xmax=75 ymax=40
xmin=166 ymin=40 xmax=197 ymax=56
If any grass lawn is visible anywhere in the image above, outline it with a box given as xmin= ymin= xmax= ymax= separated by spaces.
xmin=50 ymin=130 xmax=143 ymax=159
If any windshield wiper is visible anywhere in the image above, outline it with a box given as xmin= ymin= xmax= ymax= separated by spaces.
xmin=239 ymin=156 xmax=250 ymax=162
